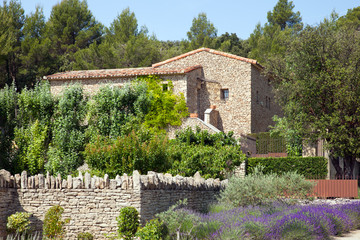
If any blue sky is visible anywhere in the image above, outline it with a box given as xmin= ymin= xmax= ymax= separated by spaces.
xmin=20 ymin=0 xmax=359 ymax=41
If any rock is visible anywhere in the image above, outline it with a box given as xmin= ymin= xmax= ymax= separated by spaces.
xmin=50 ymin=176 xmax=55 ymax=189
xmin=121 ymin=174 xmax=128 ymax=190
xmin=84 ymin=172 xmax=91 ymax=189
xmin=115 ymin=175 xmax=122 ymax=188
xmin=104 ymin=174 xmax=110 ymax=188
xmin=15 ymin=174 xmax=21 ymax=188
xmin=110 ymin=179 xmax=117 ymax=189
xmin=57 ymin=174 xmax=62 ymax=189
xmin=73 ymin=177 xmax=82 ymax=189
xmin=132 ymin=171 xmax=140 ymax=190
xmin=21 ymin=171 xmax=27 ymax=189
xmin=46 ymin=172 xmax=50 ymax=189
xmin=0 ymin=169 xmax=11 ymax=188
xmin=91 ymin=177 xmax=96 ymax=189
xmin=38 ymin=174 xmax=44 ymax=189
xmin=62 ymin=179 xmax=67 ymax=189
xmin=34 ymin=175 xmax=39 ymax=188
xmin=67 ymin=175 xmax=73 ymax=189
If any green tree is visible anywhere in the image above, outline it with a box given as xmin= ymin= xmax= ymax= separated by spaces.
xmin=46 ymin=0 xmax=103 ymax=71
xmin=19 ymin=6 xmax=53 ymax=86
xmin=186 ymin=13 xmax=217 ymax=50
xmin=215 ymin=32 xmax=250 ymax=57
xmin=46 ymin=84 xmax=87 ymax=177
xmin=248 ymin=0 xmax=302 ymax=64
xmin=106 ymin=7 xmax=138 ymax=44
xmin=0 ymin=0 xmax=25 ymax=88
xmin=267 ymin=0 xmax=302 ymax=30
xmin=337 ymin=6 xmax=360 ymax=30
xmin=266 ymin=17 xmax=360 ymax=178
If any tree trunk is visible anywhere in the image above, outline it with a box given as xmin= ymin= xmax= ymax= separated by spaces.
xmin=329 ymin=150 xmax=343 ymax=179
xmin=343 ymin=154 xmax=355 ymax=179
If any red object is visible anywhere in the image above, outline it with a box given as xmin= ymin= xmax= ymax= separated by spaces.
xmin=310 ymin=179 xmax=358 ymax=198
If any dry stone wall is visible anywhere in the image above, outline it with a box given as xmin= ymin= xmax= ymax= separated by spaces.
xmin=0 ymin=170 xmax=226 ymax=239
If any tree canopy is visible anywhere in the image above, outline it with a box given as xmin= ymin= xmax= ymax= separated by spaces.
xmin=266 ymin=16 xmax=360 ymax=178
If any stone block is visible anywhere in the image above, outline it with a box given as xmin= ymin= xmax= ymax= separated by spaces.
xmin=21 ymin=171 xmax=27 ymax=189
xmin=84 ymin=172 xmax=91 ymax=189
xmin=67 ymin=175 xmax=73 ymax=189
xmin=38 ymin=174 xmax=44 ymax=189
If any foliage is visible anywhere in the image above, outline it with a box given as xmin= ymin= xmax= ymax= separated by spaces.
xmin=84 ymin=131 xmax=170 ymax=178
xmin=215 ymin=32 xmax=250 ymax=57
xmin=168 ymin=127 xmax=245 ymax=180
xmin=140 ymin=75 xmax=189 ymax=133
xmin=86 ymin=82 xmax=150 ymax=139
xmin=248 ymin=0 xmax=302 ymax=64
xmin=249 ymin=131 xmax=287 ymax=154
xmin=0 ymin=83 xmax=17 ymax=172
xmin=135 ymin=219 xmax=165 ymax=240
xmin=46 ymin=84 xmax=87 ymax=177
xmin=265 ymin=15 xmax=360 ymax=178
xmin=219 ymin=166 xmax=315 ymax=207
xmin=270 ymin=115 xmax=302 ymax=156
xmin=156 ymin=199 xmax=203 ymax=240
xmin=77 ymin=232 xmax=93 ymax=240
xmin=186 ymin=12 xmax=217 ymax=50
xmin=43 ymin=205 xmax=70 ymax=240
xmin=6 ymin=212 xmax=31 ymax=234
xmin=14 ymin=120 xmax=48 ymax=175
xmin=117 ymin=207 xmax=139 ymax=240
xmin=337 ymin=6 xmax=360 ymax=29
xmin=267 ymin=0 xmax=302 ymax=30
xmin=247 ymin=157 xmax=327 ymax=179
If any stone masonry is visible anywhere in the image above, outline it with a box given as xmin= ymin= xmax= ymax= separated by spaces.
xmin=0 ymin=170 xmax=226 ymax=239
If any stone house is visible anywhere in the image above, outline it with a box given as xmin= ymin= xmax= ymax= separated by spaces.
xmin=45 ymin=48 xmax=282 ymax=138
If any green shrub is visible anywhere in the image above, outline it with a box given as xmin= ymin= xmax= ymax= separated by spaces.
xmin=77 ymin=232 xmax=94 ymax=240
xmin=6 ymin=212 xmax=31 ymax=234
xmin=117 ymin=207 xmax=139 ymax=240
xmin=135 ymin=218 xmax=165 ymax=240
xmin=219 ymin=166 xmax=315 ymax=207
xmin=43 ymin=205 xmax=70 ymax=239
xmin=84 ymin=131 xmax=170 ymax=178
xmin=247 ymin=157 xmax=328 ymax=179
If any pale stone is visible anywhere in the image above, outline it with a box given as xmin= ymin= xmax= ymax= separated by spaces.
xmin=34 ymin=175 xmax=39 ymax=188
xmin=21 ymin=171 xmax=27 ymax=189
xmin=62 ymin=179 xmax=67 ymax=188
xmin=57 ymin=174 xmax=62 ymax=189
xmin=95 ymin=177 xmax=100 ymax=189
xmin=67 ymin=175 xmax=73 ymax=189
xmin=132 ymin=171 xmax=140 ymax=190
xmin=0 ymin=169 xmax=11 ymax=188
xmin=99 ymin=178 xmax=104 ymax=189
xmin=38 ymin=174 xmax=44 ymax=189
xmin=15 ymin=174 xmax=21 ymax=188
xmin=9 ymin=175 xmax=15 ymax=188
xmin=115 ymin=175 xmax=122 ymax=188
xmin=50 ymin=176 xmax=55 ymax=189
xmin=73 ymin=178 xmax=82 ymax=189
xmin=84 ymin=172 xmax=91 ymax=189
xmin=110 ymin=179 xmax=117 ymax=189
xmin=91 ymin=177 xmax=96 ymax=189
xmin=104 ymin=174 xmax=110 ymax=189
xmin=121 ymin=174 xmax=128 ymax=190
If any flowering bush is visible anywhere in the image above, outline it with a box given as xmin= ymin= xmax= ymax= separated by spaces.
xmin=158 ymin=201 xmax=360 ymax=240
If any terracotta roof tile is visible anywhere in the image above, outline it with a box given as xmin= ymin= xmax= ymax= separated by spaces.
xmin=45 ymin=65 xmax=203 ymax=81
xmin=152 ymin=48 xmax=263 ymax=69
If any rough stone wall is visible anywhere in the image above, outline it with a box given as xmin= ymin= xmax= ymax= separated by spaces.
xmin=0 ymin=170 xmax=226 ymax=239
xmin=155 ymin=51 xmax=253 ymax=137
xmin=167 ymin=117 xmax=221 ymax=139
xmin=49 ymin=74 xmax=189 ymax=97
xmin=250 ymin=66 xmax=283 ymax=132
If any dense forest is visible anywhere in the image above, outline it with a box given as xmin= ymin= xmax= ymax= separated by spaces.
xmin=1 ymin=0 xmax=360 ymax=178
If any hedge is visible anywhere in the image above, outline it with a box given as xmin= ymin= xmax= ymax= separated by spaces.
xmin=246 ymin=157 xmax=327 ymax=179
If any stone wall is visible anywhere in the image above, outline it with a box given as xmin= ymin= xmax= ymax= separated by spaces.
xmin=0 ymin=170 xmax=225 ymax=239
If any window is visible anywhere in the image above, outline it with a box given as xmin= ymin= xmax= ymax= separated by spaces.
xmin=221 ymin=89 xmax=229 ymax=100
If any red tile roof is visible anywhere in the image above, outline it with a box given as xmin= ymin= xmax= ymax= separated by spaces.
xmin=45 ymin=65 xmax=202 ymax=80
xmin=152 ymin=48 xmax=263 ymax=69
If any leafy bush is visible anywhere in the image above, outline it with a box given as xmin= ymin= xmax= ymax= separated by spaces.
xmin=6 ymin=212 xmax=31 ymax=234
xmin=46 ymin=84 xmax=87 ymax=177
xmin=135 ymin=218 xmax=165 ymax=240
xmin=219 ymin=166 xmax=315 ymax=207
xmin=14 ymin=120 xmax=48 ymax=175
xmin=84 ymin=130 xmax=170 ymax=178
xmin=43 ymin=205 xmax=70 ymax=239
xmin=156 ymin=199 xmax=202 ymax=240
xmin=247 ymin=156 xmax=328 ymax=179
xmin=77 ymin=232 xmax=94 ymax=240
xmin=0 ymin=83 xmax=17 ymax=172
xmin=117 ymin=207 xmax=139 ymax=240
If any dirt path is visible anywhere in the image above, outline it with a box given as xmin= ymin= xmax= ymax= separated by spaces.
xmin=332 ymin=230 xmax=360 ymax=240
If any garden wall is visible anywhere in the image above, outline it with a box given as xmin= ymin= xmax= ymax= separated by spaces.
xmin=0 ymin=170 xmax=224 ymax=239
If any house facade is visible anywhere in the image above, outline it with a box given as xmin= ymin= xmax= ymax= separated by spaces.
xmin=45 ymin=48 xmax=282 ymax=138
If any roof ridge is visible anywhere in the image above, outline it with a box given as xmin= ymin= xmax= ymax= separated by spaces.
xmin=45 ymin=65 xmax=202 ymax=80
xmin=152 ymin=48 xmax=263 ymax=69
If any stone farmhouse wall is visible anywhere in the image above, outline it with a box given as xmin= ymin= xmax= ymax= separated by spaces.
xmin=0 ymin=170 xmax=225 ymax=239
xmin=153 ymin=49 xmax=282 ymax=137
